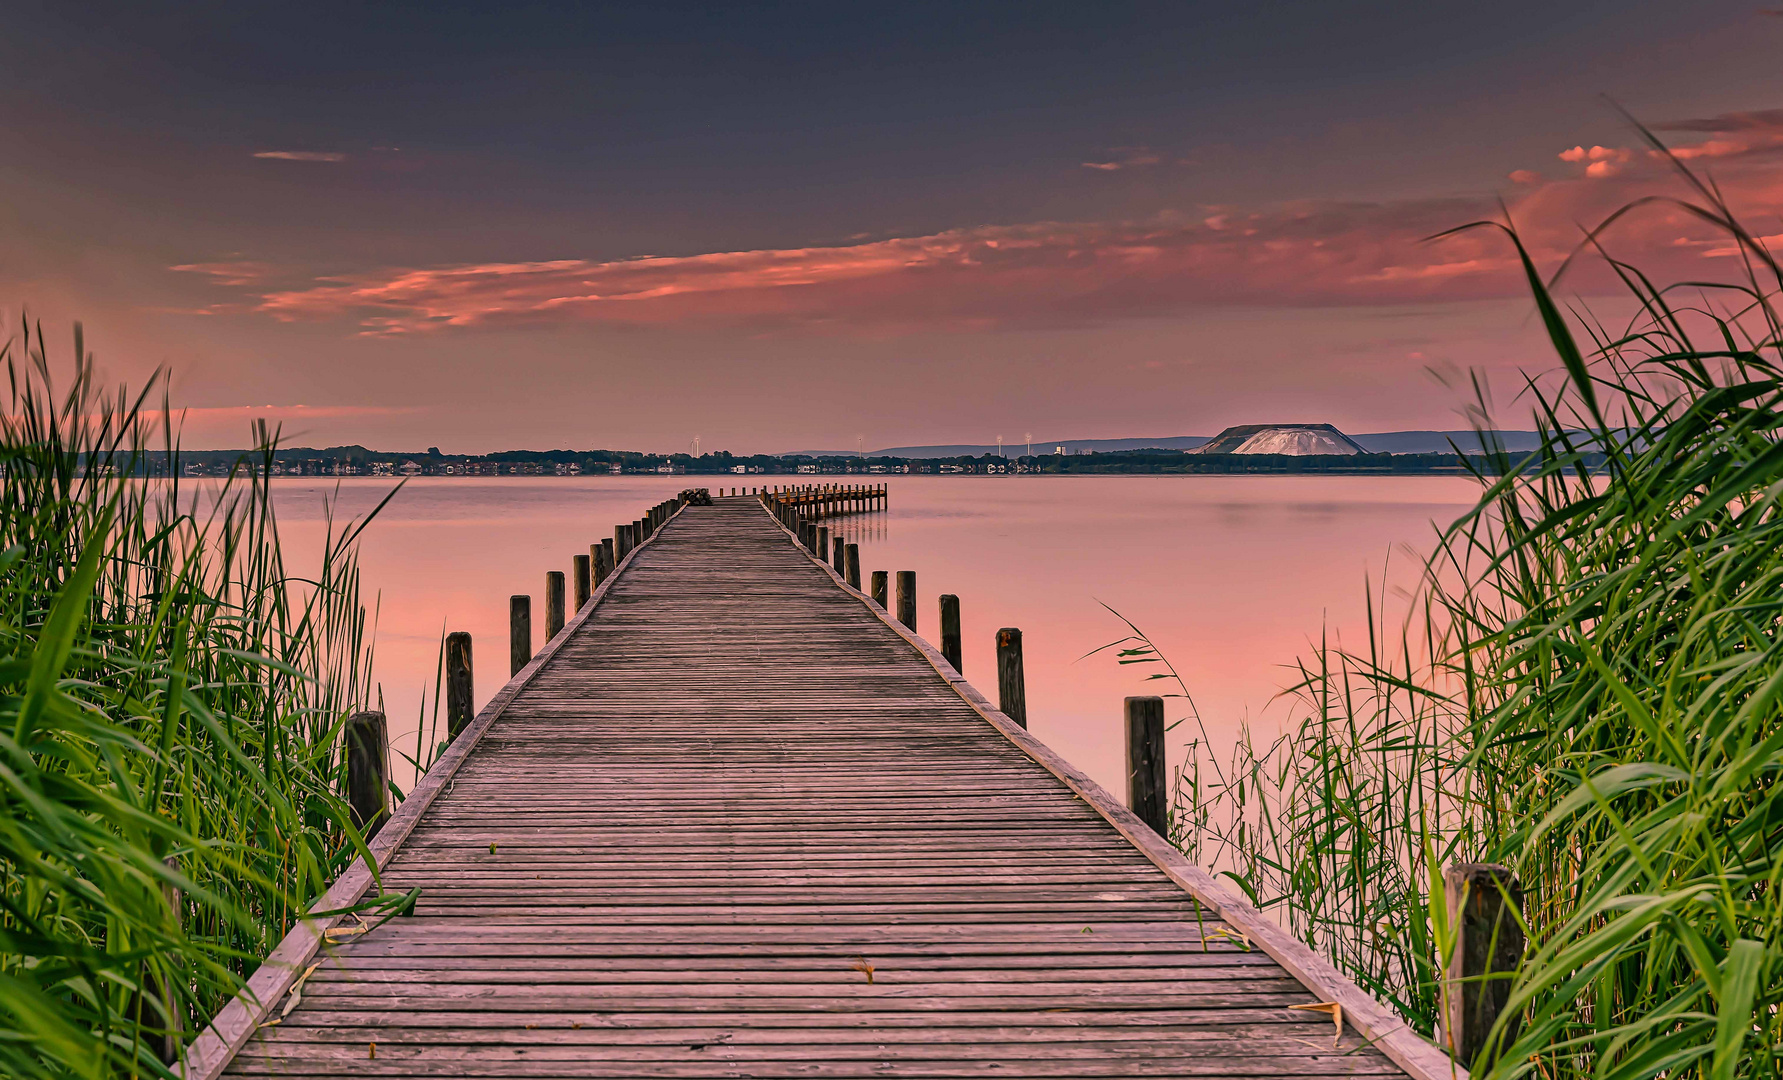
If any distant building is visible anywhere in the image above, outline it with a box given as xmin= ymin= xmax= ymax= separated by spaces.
xmin=1193 ymin=424 xmax=1367 ymax=456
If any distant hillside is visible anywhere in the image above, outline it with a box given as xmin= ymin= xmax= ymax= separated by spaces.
xmin=796 ymin=430 xmax=1539 ymax=459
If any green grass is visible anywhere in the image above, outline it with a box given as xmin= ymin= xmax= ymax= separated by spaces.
xmin=1110 ymin=146 xmax=1783 ymax=1077
xmin=0 ymin=321 xmax=403 ymax=1077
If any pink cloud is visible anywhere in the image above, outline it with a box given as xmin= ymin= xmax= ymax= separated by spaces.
xmin=253 ymin=151 xmax=347 ymax=162
xmin=1559 ymin=108 xmax=1783 ymax=171
xmin=1081 ymin=146 xmax=1163 ymax=171
xmin=170 ymin=261 xmax=276 ymax=286
xmin=255 ymin=202 xmax=1547 ymax=335
xmin=1508 ymin=170 xmax=1542 ymax=185
xmin=204 ymin=118 xmax=1783 ymax=337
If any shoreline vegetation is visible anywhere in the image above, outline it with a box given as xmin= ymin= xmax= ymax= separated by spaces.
xmin=1102 ymin=146 xmax=1783 ymax=1076
xmin=0 ymin=327 xmax=428 ymax=1078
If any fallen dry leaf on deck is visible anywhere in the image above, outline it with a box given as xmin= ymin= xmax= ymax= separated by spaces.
xmin=368 ymin=1042 xmax=377 ymax=1059
xmin=1289 ymin=1001 xmax=1344 ymax=1046
xmin=850 ymin=957 xmax=876 ymax=984
xmin=262 ymin=962 xmax=322 ymax=1030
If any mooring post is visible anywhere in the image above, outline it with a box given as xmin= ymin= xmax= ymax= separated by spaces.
xmin=510 ymin=595 xmax=531 ymax=676
xmin=1443 ymin=864 xmax=1525 ymax=1069
xmin=600 ymin=538 xmax=615 ymax=580
xmin=997 ymin=627 xmax=1027 ymax=728
xmin=845 ymin=543 xmax=861 ymax=589
xmin=637 ymin=516 xmax=649 ymax=541
xmin=344 ymin=709 xmax=390 ymax=839
xmin=591 ymin=543 xmax=606 ymax=587
xmin=832 ymin=536 xmax=845 ymax=574
xmin=545 ymin=571 xmax=566 ymax=640
xmin=871 ymin=570 xmax=888 ymax=608
xmin=573 ymin=553 xmax=591 ymax=610
xmin=1125 ymin=696 xmax=1167 ymax=836
xmin=896 ymin=570 xmax=916 ymax=630
xmin=615 ymin=524 xmax=631 ymax=561
xmin=939 ymin=594 xmax=962 ymax=672
xmin=445 ymin=632 xmax=474 ymax=740
xmin=817 ymin=526 xmax=830 ymax=562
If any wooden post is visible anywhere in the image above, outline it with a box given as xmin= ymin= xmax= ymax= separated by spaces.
xmin=832 ymin=536 xmax=845 ymax=574
xmin=997 ymin=627 xmax=1027 ymax=728
xmin=445 ymin=632 xmax=474 ymax=740
xmin=939 ymin=594 xmax=962 ymax=672
xmin=1443 ymin=864 xmax=1525 ymax=1069
xmin=510 ymin=595 xmax=531 ymax=675
xmin=845 ymin=543 xmax=861 ymax=589
xmin=817 ymin=526 xmax=830 ymax=562
xmin=1125 ymin=696 xmax=1167 ymax=836
xmin=896 ymin=570 xmax=916 ymax=630
xmin=591 ymin=543 xmax=606 ymax=586
xmin=600 ymin=538 xmax=615 ymax=580
xmin=344 ymin=710 xmax=390 ymax=839
xmin=573 ymin=553 xmax=591 ymax=611
xmin=615 ymin=524 xmax=631 ymax=561
xmin=871 ymin=570 xmax=888 ymax=608
xmin=545 ymin=571 xmax=566 ymax=640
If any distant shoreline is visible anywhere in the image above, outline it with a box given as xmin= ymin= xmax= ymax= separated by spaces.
xmin=164 ymin=448 xmax=1522 ymax=479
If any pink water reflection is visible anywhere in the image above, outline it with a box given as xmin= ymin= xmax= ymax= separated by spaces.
xmin=273 ymin=474 xmax=1481 ymax=795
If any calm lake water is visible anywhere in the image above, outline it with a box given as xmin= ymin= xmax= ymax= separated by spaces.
xmin=273 ymin=475 xmax=1482 ymax=794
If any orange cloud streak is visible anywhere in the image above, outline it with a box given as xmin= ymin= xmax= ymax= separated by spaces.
xmin=257 ymin=203 xmax=1537 ymax=336
xmin=213 ymin=109 xmax=1783 ymax=337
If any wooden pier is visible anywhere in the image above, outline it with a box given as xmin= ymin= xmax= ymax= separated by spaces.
xmin=188 ymin=494 xmax=1455 ymax=1080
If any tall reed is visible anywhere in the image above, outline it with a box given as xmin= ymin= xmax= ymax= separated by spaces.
xmin=1118 ymin=145 xmax=1783 ymax=1078
xmin=0 ymin=321 xmax=396 ymax=1077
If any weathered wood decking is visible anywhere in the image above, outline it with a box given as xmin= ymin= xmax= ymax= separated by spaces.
xmin=206 ymin=498 xmax=1451 ymax=1079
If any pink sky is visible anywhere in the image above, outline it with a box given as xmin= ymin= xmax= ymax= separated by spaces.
xmin=7 ymin=5 xmax=1783 ymax=453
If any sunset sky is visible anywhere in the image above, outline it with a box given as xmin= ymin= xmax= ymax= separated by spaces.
xmin=6 ymin=1 xmax=1783 ymax=453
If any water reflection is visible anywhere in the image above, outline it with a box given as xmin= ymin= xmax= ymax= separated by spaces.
xmin=272 ymin=475 xmax=1481 ymax=796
